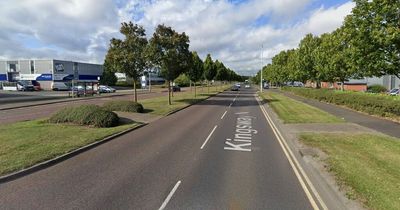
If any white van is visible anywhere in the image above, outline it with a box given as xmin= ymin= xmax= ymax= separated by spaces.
xmin=51 ymin=82 xmax=70 ymax=91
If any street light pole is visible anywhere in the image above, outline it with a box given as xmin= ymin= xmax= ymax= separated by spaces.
xmin=260 ymin=45 xmax=263 ymax=92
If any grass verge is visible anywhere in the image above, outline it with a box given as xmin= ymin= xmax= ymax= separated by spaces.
xmin=0 ymin=120 xmax=140 ymax=176
xmin=259 ymin=91 xmax=344 ymax=123
xmin=300 ymin=133 xmax=400 ymax=210
xmin=141 ymin=85 xmax=231 ymax=116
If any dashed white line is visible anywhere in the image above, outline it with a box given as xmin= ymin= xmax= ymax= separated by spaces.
xmin=221 ymin=110 xmax=227 ymax=119
xmin=200 ymin=125 xmax=218 ymax=149
xmin=159 ymin=180 xmax=182 ymax=210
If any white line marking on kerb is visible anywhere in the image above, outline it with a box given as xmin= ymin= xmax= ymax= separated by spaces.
xmin=257 ymin=97 xmax=327 ymax=210
xmin=221 ymin=111 xmax=227 ymax=119
xmin=200 ymin=125 xmax=218 ymax=149
xmin=159 ymin=180 xmax=182 ymax=210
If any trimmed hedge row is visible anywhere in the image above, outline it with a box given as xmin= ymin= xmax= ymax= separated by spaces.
xmin=49 ymin=105 xmax=119 ymax=127
xmin=282 ymin=87 xmax=400 ymax=118
xmin=103 ymin=101 xmax=144 ymax=113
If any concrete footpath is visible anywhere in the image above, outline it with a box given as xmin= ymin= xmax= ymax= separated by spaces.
xmin=273 ymin=89 xmax=400 ymax=139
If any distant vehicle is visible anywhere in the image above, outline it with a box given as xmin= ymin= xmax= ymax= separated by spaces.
xmin=17 ymin=81 xmax=35 ymax=91
xmin=69 ymin=85 xmax=96 ymax=97
xmin=172 ymin=85 xmax=181 ymax=92
xmin=263 ymin=83 xmax=269 ymax=89
xmin=389 ymin=88 xmax=399 ymax=96
xmin=245 ymin=84 xmax=250 ymax=88
xmin=32 ymin=81 xmax=41 ymax=91
xmin=99 ymin=85 xmax=116 ymax=93
xmin=52 ymin=82 xmax=70 ymax=91
xmin=231 ymin=85 xmax=239 ymax=91
xmin=235 ymin=83 xmax=241 ymax=88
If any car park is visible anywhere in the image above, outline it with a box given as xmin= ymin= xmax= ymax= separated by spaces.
xmin=99 ymin=85 xmax=116 ymax=93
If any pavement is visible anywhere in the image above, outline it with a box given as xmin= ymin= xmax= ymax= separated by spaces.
xmin=0 ymin=88 xmax=329 ymax=210
xmin=274 ymin=89 xmax=400 ymax=139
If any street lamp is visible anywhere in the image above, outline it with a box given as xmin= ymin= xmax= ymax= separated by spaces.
xmin=260 ymin=45 xmax=263 ymax=92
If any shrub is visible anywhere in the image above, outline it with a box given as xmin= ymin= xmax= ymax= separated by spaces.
xmin=174 ymin=73 xmax=191 ymax=87
xmin=367 ymin=84 xmax=387 ymax=93
xmin=282 ymin=87 xmax=400 ymax=118
xmin=103 ymin=101 xmax=144 ymax=113
xmin=49 ymin=105 xmax=119 ymax=127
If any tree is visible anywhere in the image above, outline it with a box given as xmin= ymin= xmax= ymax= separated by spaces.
xmin=344 ymin=0 xmax=400 ymax=79
xmin=105 ymin=22 xmax=148 ymax=102
xmin=298 ymin=33 xmax=322 ymax=87
xmin=187 ymin=51 xmax=204 ymax=97
xmin=148 ymin=24 xmax=192 ymax=105
xmin=100 ymin=61 xmax=118 ymax=86
xmin=203 ymin=54 xmax=217 ymax=93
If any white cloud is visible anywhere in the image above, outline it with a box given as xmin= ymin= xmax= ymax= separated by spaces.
xmin=0 ymin=0 xmax=355 ymax=75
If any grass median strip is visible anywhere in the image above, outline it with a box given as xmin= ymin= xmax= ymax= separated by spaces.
xmin=141 ymin=85 xmax=230 ymax=116
xmin=0 ymin=120 xmax=140 ymax=176
xmin=300 ymin=133 xmax=400 ymax=210
xmin=259 ymin=91 xmax=344 ymax=123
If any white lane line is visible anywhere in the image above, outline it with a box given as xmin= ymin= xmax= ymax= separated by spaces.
xmin=221 ymin=110 xmax=228 ymax=119
xmin=159 ymin=180 xmax=182 ymax=210
xmin=257 ymin=97 xmax=327 ymax=210
xmin=229 ymin=102 xmax=233 ymax=107
xmin=200 ymin=125 xmax=218 ymax=149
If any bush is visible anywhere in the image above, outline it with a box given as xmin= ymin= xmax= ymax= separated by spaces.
xmin=367 ymin=84 xmax=387 ymax=93
xmin=282 ymin=87 xmax=400 ymax=118
xmin=103 ymin=101 xmax=144 ymax=113
xmin=174 ymin=73 xmax=191 ymax=87
xmin=49 ymin=105 xmax=119 ymax=127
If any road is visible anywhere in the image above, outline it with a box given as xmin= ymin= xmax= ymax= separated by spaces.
xmin=0 ymin=88 xmax=318 ymax=209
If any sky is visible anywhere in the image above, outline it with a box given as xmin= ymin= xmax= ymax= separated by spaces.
xmin=0 ymin=0 xmax=355 ymax=76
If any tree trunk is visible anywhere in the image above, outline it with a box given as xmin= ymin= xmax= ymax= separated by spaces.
xmin=171 ymin=81 xmax=174 ymax=97
xmin=168 ymin=80 xmax=171 ymax=105
xmin=133 ymin=80 xmax=137 ymax=102
xmin=207 ymin=81 xmax=210 ymax=93
xmin=194 ymin=82 xmax=197 ymax=98
xmin=190 ymin=80 xmax=192 ymax=92
xmin=341 ymin=80 xmax=345 ymax=91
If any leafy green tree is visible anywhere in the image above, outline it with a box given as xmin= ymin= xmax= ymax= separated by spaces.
xmin=105 ymin=21 xmax=148 ymax=102
xmin=187 ymin=51 xmax=204 ymax=97
xmin=203 ymin=54 xmax=217 ymax=92
xmin=344 ymin=0 xmax=400 ymax=79
xmin=100 ymin=61 xmax=118 ymax=86
xmin=298 ymin=33 xmax=322 ymax=87
xmin=148 ymin=24 xmax=192 ymax=105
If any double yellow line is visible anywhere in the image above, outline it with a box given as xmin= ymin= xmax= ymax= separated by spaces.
xmin=257 ymin=96 xmax=328 ymax=210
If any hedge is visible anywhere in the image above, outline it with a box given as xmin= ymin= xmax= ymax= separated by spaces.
xmin=49 ymin=105 xmax=119 ymax=127
xmin=282 ymin=87 xmax=400 ymax=118
xmin=103 ymin=100 xmax=144 ymax=113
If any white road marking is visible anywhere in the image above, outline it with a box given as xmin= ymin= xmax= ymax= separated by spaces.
xmin=229 ymin=103 xmax=233 ymax=107
xmin=257 ymin=97 xmax=327 ymax=210
xmin=159 ymin=180 xmax=182 ymax=210
xmin=221 ymin=111 xmax=227 ymax=119
xmin=200 ymin=125 xmax=218 ymax=149
xmin=235 ymin=112 xmax=248 ymax=115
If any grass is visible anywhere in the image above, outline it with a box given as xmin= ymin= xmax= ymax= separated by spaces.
xmin=0 ymin=120 xmax=140 ymax=176
xmin=300 ymin=133 xmax=400 ymax=210
xmin=259 ymin=91 xmax=344 ymax=123
xmin=141 ymin=84 xmax=231 ymax=116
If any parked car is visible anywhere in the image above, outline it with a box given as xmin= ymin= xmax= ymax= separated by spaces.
xmin=172 ymin=85 xmax=181 ymax=92
xmin=99 ymin=85 xmax=116 ymax=93
xmin=52 ymin=82 xmax=70 ymax=91
xmin=245 ymin=84 xmax=250 ymax=88
xmin=32 ymin=80 xmax=41 ymax=91
xmin=235 ymin=83 xmax=241 ymax=88
xmin=69 ymin=86 xmax=96 ymax=97
xmin=231 ymin=85 xmax=239 ymax=91
xmin=17 ymin=81 xmax=35 ymax=91
xmin=389 ymin=88 xmax=399 ymax=96
xmin=263 ymin=83 xmax=269 ymax=89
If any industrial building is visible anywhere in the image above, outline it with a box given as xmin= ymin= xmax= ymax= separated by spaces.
xmin=0 ymin=59 xmax=103 ymax=90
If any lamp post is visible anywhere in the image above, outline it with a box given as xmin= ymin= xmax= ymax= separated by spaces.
xmin=260 ymin=45 xmax=263 ymax=92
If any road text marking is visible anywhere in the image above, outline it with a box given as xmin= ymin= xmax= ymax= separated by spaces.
xmin=159 ymin=180 xmax=182 ymax=210
xmin=224 ymin=113 xmax=257 ymax=152
xmin=221 ymin=111 xmax=227 ymax=119
xmin=200 ymin=125 xmax=218 ymax=149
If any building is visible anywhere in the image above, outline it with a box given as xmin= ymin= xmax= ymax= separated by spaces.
xmin=0 ymin=59 xmax=103 ymax=90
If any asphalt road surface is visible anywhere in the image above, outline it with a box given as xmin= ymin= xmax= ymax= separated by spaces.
xmin=0 ymin=88 xmax=316 ymax=209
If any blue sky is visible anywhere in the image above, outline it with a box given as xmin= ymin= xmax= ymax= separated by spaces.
xmin=0 ymin=0 xmax=355 ymax=75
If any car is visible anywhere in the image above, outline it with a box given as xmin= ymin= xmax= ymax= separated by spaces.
xmin=99 ymin=85 xmax=116 ymax=93
xmin=245 ymin=84 xmax=250 ymax=88
xmin=52 ymin=82 xmax=70 ymax=91
xmin=389 ymin=88 xmax=399 ymax=96
xmin=263 ymin=83 xmax=269 ymax=89
xmin=235 ymin=83 xmax=241 ymax=88
xmin=17 ymin=81 xmax=35 ymax=91
xmin=69 ymin=85 xmax=96 ymax=97
xmin=231 ymin=86 xmax=239 ymax=91
xmin=172 ymin=85 xmax=181 ymax=92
